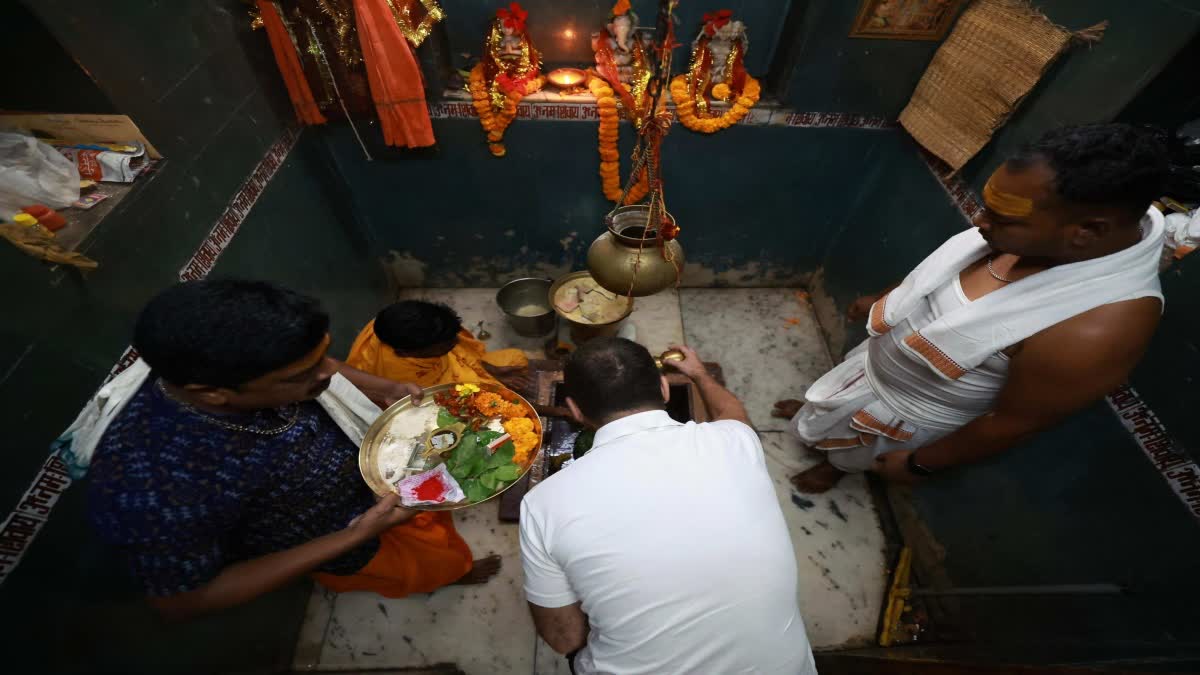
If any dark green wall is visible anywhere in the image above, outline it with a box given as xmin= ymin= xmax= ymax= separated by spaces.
xmin=779 ymin=0 xmax=947 ymax=116
xmin=0 ymin=3 xmax=116 ymax=114
xmin=0 ymin=1 xmax=388 ymax=672
xmin=318 ymin=119 xmax=909 ymax=287
xmin=959 ymin=0 xmax=1200 ymax=191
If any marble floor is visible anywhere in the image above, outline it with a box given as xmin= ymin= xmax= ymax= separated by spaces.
xmin=294 ymin=287 xmax=888 ymax=673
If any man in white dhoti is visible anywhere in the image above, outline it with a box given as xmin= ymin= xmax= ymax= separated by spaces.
xmin=776 ymin=123 xmax=1169 ymax=493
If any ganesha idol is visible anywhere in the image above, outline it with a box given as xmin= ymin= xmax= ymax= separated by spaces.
xmin=591 ymin=3 xmax=652 ymax=94
xmin=670 ymin=10 xmax=762 ymax=134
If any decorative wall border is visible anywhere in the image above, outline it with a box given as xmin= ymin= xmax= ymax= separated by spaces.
xmin=916 ymin=147 xmax=983 ymax=222
xmin=429 ymin=97 xmax=895 ymax=130
xmin=0 ymin=127 xmax=302 ymax=586
xmin=1107 ymin=385 xmax=1200 ymax=521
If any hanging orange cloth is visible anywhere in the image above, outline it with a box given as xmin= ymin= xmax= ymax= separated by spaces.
xmin=346 ymin=322 xmax=528 ymax=387
xmin=353 ymin=0 xmax=436 ymax=148
xmin=312 ymin=512 xmax=472 ymax=597
xmin=257 ymin=0 xmax=327 ymax=125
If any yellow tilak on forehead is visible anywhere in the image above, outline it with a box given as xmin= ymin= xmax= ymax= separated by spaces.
xmin=983 ymin=179 xmax=1033 ymax=217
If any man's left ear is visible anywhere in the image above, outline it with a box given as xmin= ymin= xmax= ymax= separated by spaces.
xmin=660 ymin=375 xmax=670 ymax=404
xmin=1071 ymin=217 xmax=1114 ymax=247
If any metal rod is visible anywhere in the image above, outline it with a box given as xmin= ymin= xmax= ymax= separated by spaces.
xmin=307 ymin=19 xmax=374 ymax=161
xmin=911 ymin=584 xmax=1124 ymax=597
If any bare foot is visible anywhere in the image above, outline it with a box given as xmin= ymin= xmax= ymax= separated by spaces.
xmin=772 ymin=399 xmax=804 ymax=420
xmin=790 ymin=460 xmax=846 ymax=494
xmin=452 ymin=555 xmax=502 ymax=585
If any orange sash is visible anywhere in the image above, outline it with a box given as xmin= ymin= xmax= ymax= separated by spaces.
xmin=345 ymin=322 xmax=528 ymax=387
xmin=353 ymin=0 xmax=435 ymax=148
xmin=258 ymin=1 xmax=327 ymax=125
xmin=312 ymin=512 xmax=471 ymax=597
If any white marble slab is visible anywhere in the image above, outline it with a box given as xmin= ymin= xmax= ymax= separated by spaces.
xmin=680 ymin=289 xmax=833 ymax=431
xmin=625 ymin=288 xmax=685 ymax=356
xmin=296 ymin=505 xmax=535 ymax=673
xmin=760 ymin=431 xmax=888 ymax=649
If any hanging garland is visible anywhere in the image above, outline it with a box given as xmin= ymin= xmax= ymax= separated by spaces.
xmin=670 ymin=10 xmax=760 ymax=134
xmin=589 ymin=76 xmax=650 ymax=203
xmin=469 ymin=3 xmax=542 ymax=157
xmin=589 ymin=1 xmax=655 ymax=202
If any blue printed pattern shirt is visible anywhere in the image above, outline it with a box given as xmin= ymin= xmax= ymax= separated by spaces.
xmin=87 ymin=379 xmax=378 ymax=596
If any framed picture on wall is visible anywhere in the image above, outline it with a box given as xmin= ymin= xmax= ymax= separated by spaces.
xmin=849 ymin=0 xmax=965 ymax=41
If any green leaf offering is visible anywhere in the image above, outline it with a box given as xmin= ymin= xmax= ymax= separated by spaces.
xmin=486 ymin=442 xmax=515 ymax=468
xmin=462 ymin=478 xmax=492 ymax=503
xmin=437 ymin=407 xmax=462 ymax=428
xmin=491 ymin=463 xmax=521 ymax=482
xmin=444 ymin=430 xmax=525 ymax=502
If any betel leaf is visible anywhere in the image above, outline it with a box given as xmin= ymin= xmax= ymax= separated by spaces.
xmin=447 ymin=437 xmax=485 ymax=479
xmin=479 ymin=472 xmax=499 ymax=491
xmin=462 ymin=478 xmax=492 ymax=502
xmin=437 ymin=407 xmax=461 ymax=428
xmin=486 ymin=443 xmax=515 ymax=468
xmin=475 ymin=429 xmax=503 ymax=446
xmin=491 ymin=463 xmax=521 ymax=482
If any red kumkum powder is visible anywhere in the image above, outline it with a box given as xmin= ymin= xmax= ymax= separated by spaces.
xmin=413 ymin=473 xmax=446 ymax=502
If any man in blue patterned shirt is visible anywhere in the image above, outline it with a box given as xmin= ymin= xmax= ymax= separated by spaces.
xmin=88 ymin=280 xmax=500 ymax=619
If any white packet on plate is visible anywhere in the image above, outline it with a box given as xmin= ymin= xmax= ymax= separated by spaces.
xmin=394 ymin=464 xmax=466 ymax=507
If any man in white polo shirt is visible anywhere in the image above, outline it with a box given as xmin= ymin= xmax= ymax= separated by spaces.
xmin=520 ymin=338 xmax=816 ymax=674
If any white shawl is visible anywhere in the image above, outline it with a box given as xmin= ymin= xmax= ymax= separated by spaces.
xmin=867 ymin=208 xmax=1165 ymax=380
xmin=54 ymin=363 xmax=382 ymax=478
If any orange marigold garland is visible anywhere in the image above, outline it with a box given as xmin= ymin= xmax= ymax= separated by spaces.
xmin=470 ymin=3 xmax=542 ymax=157
xmin=589 ymin=1 xmax=655 ymax=202
xmin=588 ymin=76 xmax=650 ymax=202
xmin=670 ymin=11 xmax=760 ymax=134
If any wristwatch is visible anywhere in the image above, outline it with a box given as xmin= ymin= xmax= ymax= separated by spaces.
xmin=906 ymin=451 xmax=935 ymax=477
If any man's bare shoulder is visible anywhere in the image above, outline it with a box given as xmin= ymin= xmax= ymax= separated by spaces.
xmin=1022 ymin=296 xmax=1161 ymax=362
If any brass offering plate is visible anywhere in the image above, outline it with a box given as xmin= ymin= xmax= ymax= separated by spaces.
xmin=358 ymin=382 xmax=542 ymax=511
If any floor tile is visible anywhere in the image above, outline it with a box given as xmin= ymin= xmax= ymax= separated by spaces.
xmin=626 ymin=288 xmax=685 ymax=356
xmin=680 ymin=289 xmax=833 ymax=430
xmin=306 ymin=506 xmax=534 ymax=674
xmin=761 ymin=431 xmax=888 ymax=649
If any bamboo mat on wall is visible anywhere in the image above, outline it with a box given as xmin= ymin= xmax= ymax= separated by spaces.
xmin=900 ymin=0 xmax=1106 ymax=171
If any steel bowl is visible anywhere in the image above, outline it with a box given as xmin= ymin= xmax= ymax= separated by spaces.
xmin=497 ymin=278 xmax=557 ymax=337
xmin=358 ymin=381 xmax=542 ymax=510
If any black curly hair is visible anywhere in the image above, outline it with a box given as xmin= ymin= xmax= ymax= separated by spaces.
xmin=374 ymin=300 xmax=463 ymax=352
xmin=1008 ymin=123 xmax=1169 ymax=220
xmin=134 ymin=280 xmax=330 ymax=388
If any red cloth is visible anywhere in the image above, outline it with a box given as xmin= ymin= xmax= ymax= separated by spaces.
xmin=353 ymin=0 xmax=436 ymax=148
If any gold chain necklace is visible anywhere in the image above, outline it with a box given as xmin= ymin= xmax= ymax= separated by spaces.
xmin=986 ymin=254 xmax=1015 ymax=283
xmin=157 ymin=380 xmax=299 ymax=436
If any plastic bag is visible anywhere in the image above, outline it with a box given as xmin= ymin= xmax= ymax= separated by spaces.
xmin=0 ymin=132 xmax=80 ymax=220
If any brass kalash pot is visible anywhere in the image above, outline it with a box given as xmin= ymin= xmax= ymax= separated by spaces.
xmin=587 ymin=204 xmax=685 ymax=297
xmin=585 ymin=0 xmax=685 ymax=299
